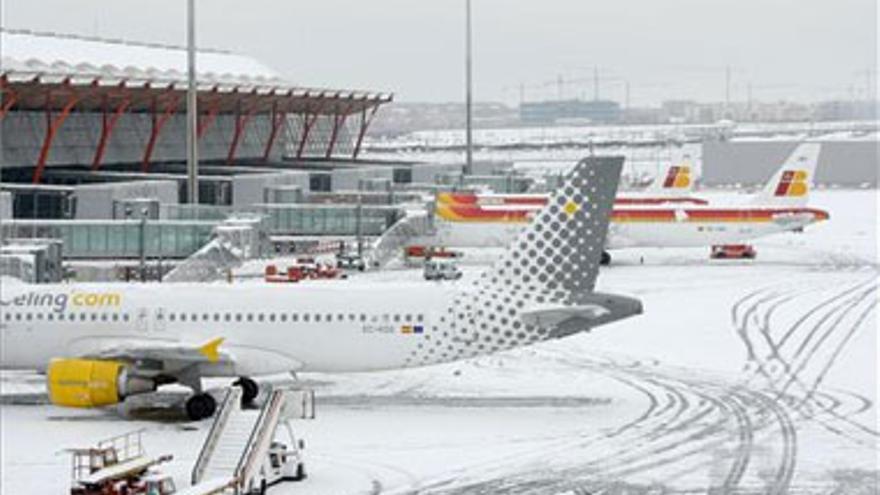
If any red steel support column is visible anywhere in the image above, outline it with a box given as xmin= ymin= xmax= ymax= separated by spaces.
xmin=0 ymin=78 xmax=17 ymax=120
xmin=91 ymin=95 xmax=131 ymax=171
xmin=197 ymin=99 xmax=221 ymax=139
xmin=141 ymin=94 xmax=180 ymax=172
xmin=352 ymin=104 xmax=380 ymax=159
xmin=262 ymin=103 xmax=286 ymax=162
xmin=295 ymin=97 xmax=327 ymax=159
xmin=33 ymin=90 xmax=81 ymax=183
xmin=324 ymin=110 xmax=350 ymax=159
xmin=226 ymin=100 xmax=257 ymax=165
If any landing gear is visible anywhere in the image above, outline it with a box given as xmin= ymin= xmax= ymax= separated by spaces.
xmin=234 ymin=376 xmax=259 ymax=407
xmin=185 ymin=393 xmax=217 ymax=421
xmin=600 ymin=251 xmax=612 ymax=265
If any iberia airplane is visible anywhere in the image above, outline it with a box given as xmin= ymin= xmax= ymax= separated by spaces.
xmin=0 ymin=157 xmax=642 ymax=420
xmin=430 ymin=143 xmax=828 ymax=264
xmin=437 ymin=146 xmax=707 ymax=208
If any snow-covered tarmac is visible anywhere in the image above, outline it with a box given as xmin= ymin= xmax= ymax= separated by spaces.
xmin=1 ymin=189 xmax=877 ymax=494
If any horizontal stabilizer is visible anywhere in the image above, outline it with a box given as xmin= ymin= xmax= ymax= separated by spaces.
xmin=519 ymin=292 xmax=643 ymax=338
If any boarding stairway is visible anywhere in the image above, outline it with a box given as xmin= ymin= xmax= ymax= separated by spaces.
xmin=191 ymin=386 xmax=315 ymax=494
xmin=165 ymin=216 xmax=267 ymax=283
xmin=367 ymin=210 xmax=434 ymax=268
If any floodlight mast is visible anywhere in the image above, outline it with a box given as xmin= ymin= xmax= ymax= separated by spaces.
xmin=186 ymin=0 xmax=199 ymax=204
xmin=464 ymin=0 xmax=473 ymax=176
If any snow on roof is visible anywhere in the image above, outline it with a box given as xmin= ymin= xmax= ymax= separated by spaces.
xmin=1 ymin=28 xmax=287 ymax=87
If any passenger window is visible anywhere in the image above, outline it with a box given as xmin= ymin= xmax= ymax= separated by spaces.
xmin=348 ymin=314 xmax=355 ymax=321
xmin=3 ymin=313 xmax=9 ymax=320
xmin=79 ymin=313 xmax=86 ymax=321
xmin=235 ymin=314 xmax=242 ymax=322
xmin=280 ymin=314 xmax=288 ymax=322
xmin=203 ymin=314 xmax=210 ymax=321
xmin=269 ymin=314 xmax=276 ymax=322
xmin=191 ymin=314 xmax=198 ymax=321
xmin=36 ymin=313 xmax=44 ymax=320
xmin=69 ymin=313 xmax=76 ymax=321
xmin=326 ymin=314 xmax=332 ymax=322
xmin=112 ymin=314 xmax=118 ymax=321
xmin=224 ymin=313 xmax=231 ymax=322
xmin=180 ymin=314 xmax=187 ymax=322
xmin=90 ymin=313 xmax=97 ymax=321
xmin=417 ymin=314 xmax=424 ymax=322
xmin=47 ymin=313 xmax=54 ymax=321
xmin=360 ymin=314 xmax=366 ymax=322
xmin=213 ymin=314 xmax=220 ymax=322
xmin=303 ymin=314 xmax=310 ymax=322
xmin=315 ymin=314 xmax=321 ymax=322
xmin=169 ymin=314 xmax=177 ymax=322
xmin=257 ymin=314 xmax=264 ymax=322
xmin=291 ymin=314 xmax=298 ymax=322
xmin=123 ymin=314 xmax=130 ymax=322
xmin=382 ymin=314 xmax=389 ymax=323
xmin=100 ymin=314 xmax=108 ymax=321
xmin=393 ymin=314 xmax=400 ymax=322
xmin=25 ymin=313 xmax=32 ymax=321
xmin=405 ymin=314 xmax=412 ymax=322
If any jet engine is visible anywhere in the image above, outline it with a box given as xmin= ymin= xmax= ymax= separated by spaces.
xmin=46 ymin=359 xmax=155 ymax=408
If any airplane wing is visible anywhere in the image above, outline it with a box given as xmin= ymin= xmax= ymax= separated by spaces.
xmin=82 ymin=338 xmax=234 ymax=376
xmin=520 ymin=292 xmax=643 ymax=338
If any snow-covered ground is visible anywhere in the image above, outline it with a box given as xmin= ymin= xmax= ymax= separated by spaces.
xmin=1 ymin=189 xmax=877 ymax=494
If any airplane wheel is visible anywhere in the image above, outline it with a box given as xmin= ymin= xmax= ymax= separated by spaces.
xmin=185 ymin=393 xmax=217 ymax=421
xmin=234 ymin=376 xmax=259 ymax=406
xmin=600 ymin=251 xmax=612 ymax=265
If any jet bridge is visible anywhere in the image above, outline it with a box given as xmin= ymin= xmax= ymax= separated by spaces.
xmin=191 ymin=386 xmax=315 ymax=494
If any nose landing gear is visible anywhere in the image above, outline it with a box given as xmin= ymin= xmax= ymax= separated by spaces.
xmin=234 ymin=376 xmax=259 ymax=407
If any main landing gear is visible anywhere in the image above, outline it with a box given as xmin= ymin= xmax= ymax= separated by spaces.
xmin=600 ymin=251 xmax=612 ymax=266
xmin=185 ymin=393 xmax=217 ymax=421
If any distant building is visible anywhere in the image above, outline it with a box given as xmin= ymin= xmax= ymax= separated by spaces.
xmin=519 ymin=99 xmax=621 ymax=125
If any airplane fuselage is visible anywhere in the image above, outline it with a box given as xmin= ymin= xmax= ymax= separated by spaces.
xmin=0 ymin=281 xmax=470 ymax=375
xmin=431 ymin=204 xmax=829 ymax=249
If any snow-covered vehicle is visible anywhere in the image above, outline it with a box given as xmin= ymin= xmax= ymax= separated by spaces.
xmin=248 ymin=440 xmax=306 ymax=494
xmin=336 ymin=252 xmax=366 ymax=271
xmin=424 ymin=259 xmax=462 ymax=281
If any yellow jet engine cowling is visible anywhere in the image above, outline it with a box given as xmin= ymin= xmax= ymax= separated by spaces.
xmin=46 ymin=359 xmax=154 ymax=408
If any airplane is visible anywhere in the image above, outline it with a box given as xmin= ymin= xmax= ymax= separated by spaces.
xmin=0 ymin=156 xmax=643 ymax=421
xmin=428 ymin=143 xmax=829 ymax=264
xmin=436 ymin=145 xmax=708 ymax=208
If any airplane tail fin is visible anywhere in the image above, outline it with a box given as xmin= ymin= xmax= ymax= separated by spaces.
xmin=646 ymin=147 xmax=697 ymax=196
xmin=749 ymin=143 xmax=822 ymax=207
xmin=480 ymin=156 xmax=623 ymax=297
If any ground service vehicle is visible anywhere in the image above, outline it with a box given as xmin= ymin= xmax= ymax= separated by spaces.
xmin=424 ymin=259 xmax=463 ymax=281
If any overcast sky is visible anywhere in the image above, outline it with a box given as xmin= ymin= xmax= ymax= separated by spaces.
xmin=2 ymin=0 xmax=876 ymax=106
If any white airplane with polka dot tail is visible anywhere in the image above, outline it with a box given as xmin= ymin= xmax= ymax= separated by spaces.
xmin=0 ymin=156 xmax=642 ymax=420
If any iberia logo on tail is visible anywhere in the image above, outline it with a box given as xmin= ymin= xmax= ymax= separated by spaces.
xmin=774 ymin=170 xmax=809 ymax=197
xmin=662 ymin=165 xmax=692 ymax=189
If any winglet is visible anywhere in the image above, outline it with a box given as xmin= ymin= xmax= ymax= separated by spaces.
xmin=199 ymin=338 xmax=224 ymax=363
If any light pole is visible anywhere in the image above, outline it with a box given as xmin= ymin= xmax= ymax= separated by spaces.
xmin=464 ymin=0 xmax=473 ymax=176
xmin=186 ymin=0 xmax=199 ymax=205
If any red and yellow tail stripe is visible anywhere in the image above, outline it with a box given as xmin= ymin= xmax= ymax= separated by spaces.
xmin=774 ymin=170 xmax=809 ymax=197
xmin=662 ymin=165 xmax=692 ymax=189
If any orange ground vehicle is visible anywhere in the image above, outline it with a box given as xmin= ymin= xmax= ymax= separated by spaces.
xmin=404 ymin=245 xmax=463 ymax=260
xmin=710 ymin=244 xmax=757 ymax=259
